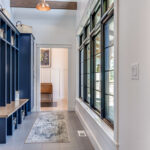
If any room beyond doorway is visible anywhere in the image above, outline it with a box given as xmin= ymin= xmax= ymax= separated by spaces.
xmin=40 ymin=48 xmax=68 ymax=111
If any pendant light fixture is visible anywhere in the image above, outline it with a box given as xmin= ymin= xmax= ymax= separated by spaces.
xmin=36 ymin=0 xmax=51 ymax=11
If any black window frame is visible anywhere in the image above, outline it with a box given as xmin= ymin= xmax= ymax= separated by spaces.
xmin=79 ymin=0 xmax=114 ymax=128
xmin=91 ymin=30 xmax=101 ymax=113
xmin=101 ymin=11 xmax=114 ymax=125
xmin=85 ymin=20 xmax=90 ymax=39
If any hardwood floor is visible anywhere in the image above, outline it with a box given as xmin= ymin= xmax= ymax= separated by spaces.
xmin=0 ymin=112 xmax=94 ymax=150
xmin=40 ymin=94 xmax=68 ymax=111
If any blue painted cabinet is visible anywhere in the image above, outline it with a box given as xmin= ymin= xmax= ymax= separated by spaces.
xmin=0 ymin=11 xmax=31 ymax=144
xmin=0 ymin=12 xmax=19 ymax=106
xmin=19 ymin=34 xmax=35 ymax=112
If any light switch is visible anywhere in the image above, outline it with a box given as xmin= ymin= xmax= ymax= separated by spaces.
xmin=131 ymin=63 xmax=139 ymax=80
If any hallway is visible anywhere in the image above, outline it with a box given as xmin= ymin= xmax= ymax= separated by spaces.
xmin=0 ymin=112 xmax=94 ymax=150
xmin=1 ymin=0 xmax=150 ymax=149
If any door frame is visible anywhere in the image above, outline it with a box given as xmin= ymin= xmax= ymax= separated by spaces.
xmin=32 ymin=44 xmax=71 ymax=112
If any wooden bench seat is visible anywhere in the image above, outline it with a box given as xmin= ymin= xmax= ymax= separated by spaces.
xmin=0 ymin=99 xmax=29 ymax=118
xmin=0 ymin=99 xmax=29 ymax=143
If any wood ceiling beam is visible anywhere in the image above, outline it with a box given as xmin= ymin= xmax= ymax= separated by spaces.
xmin=10 ymin=0 xmax=77 ymax=10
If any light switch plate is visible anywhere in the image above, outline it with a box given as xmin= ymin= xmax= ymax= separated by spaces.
xmin=131 ymin=63 xmax=139 ymax=80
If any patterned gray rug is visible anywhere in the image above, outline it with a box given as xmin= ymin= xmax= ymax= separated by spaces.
xmin=25 ymin=112 xmax=70 ymax=143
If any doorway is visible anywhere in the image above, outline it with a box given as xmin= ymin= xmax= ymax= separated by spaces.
xmin=40 ymin=48 xmax=68 ymax=111
xmin=34 ymin=44 xmax=72 ymax=112
xmin=33 ymin=44 xmax=69 ymax=112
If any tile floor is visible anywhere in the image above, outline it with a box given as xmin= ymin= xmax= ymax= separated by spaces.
xmin=0 ymin=112 xmax=94 ymax=150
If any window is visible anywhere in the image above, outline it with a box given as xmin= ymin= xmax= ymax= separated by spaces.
xmin=107 ymin=0 xmax=114 ymax=8
xmin=80 ymin=33 xmax=84 ymax=46
xmin=85 ymin=44 xmax=90 ymax=103
xmin=104 ymin=17 xmax=114 ymax=123
xmin=93 ymin=33 xmax=101 ymax=111
xmin=79 ymin=0 xmax=114 ymax=127
xmin=79 ymin=49 xmax=84 ymax=98
xmin=103 ymin=0 xmax=114 ymax=14
xmin=93 ymin=9 xmax=101 ymax=27
xmin=85 ymin=24 xmax=90 ymax=38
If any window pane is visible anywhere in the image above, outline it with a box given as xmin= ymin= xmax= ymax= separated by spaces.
xmin=105 ymin=71 xmax=114 ymax=83
xmin=87 ymin=44 xmax=90 ymax=59
xmin=94 ymin=9 xmax=101 ymax=26
xmin=105 ymin=46 xmax=114 ymax=70
xmin=105 ymin=95 xmax=114 ymax=122
xmin=94 ymin=33 xmax=101 ymax=55
xmin=105 ymin=80 xmax=114 ymax=95
xmin=104 ymin=16 xmax=115 ymax=123
xmin=95 ymin=73 xmax=101 ymax=82
xmin=103 ymin=0 xmax=107 ymax=14
xmin=80 ymin=34 xmax=84 ymax=45
xmin=95 ymin=72 xmax=101 ymax=91
xmin=87 ymin=88 xmax=90 ymax=103
xmin=87 ymin=59 xmax=90 ymax=73
xmin=107 ymin=0 xmax=114 ymax=8
xmin=81 ymin=75 xmax=83 ymax=86
xmin=94 ymin=91 xmax=101 ymax=111
xmin=81 ymin=62 xmax=84 ymax=74
xmin=95 ymin=81 xmax=101 ymax=91
xmin=95 ymin=54 xmax=101 ymax=72
xmin=80 ymin=50 xmax=84 ymax=62
xmin=84 ymin=74 xmax=87 ymax=87
xmin=81 ymin=86 xmax=83 ymax=98
xmin=86 ymin=25 xmax=90 ymax=37
xmin=103 ymin=0 xmax=114 ymax=15
xmin=105 ymin=17 xmax=114 ymax=48
xmin=87 ymin=74 xmax=90 ymax=88
xmin=82 ymin=34 xmax=84 ymax=42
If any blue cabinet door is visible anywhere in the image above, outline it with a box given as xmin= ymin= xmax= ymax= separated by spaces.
xmin=19 ymin=34 xmax=35 ymax=112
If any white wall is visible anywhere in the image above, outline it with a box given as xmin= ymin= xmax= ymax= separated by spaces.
xmin=40 ymin=68 xmax=51 ymax=83
xmin=12 ymin=8 xmax=76 ymax=111
xmin=76 ymin=0 xmax=98 ymax=33
xmin=76 ymin=0 xmax=89 ymax=28
xmin=0 ymin=0 xmax=10 ymax=14
xmin=76 ymin=0 xmax=150 ymax=150
xmin=40 ymin=48 xmax=68 ymax=100
xmin=118 ymin=0 xmax=150 ymax=150
xmin=0 ymin=0 xmax=14 ymax=21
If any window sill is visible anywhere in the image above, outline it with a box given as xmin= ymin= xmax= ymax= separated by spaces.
xmin=76 ymin=98 xmax=118 ymax=150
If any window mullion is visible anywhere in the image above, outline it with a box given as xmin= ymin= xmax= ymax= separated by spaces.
xmin=79 ymin=50 xmax=81 ymax=98
xmin=90 ymin=14 xmax=94 ymax=108
xmin=83 ymin=45 xmax=87 ymax=102
xmin=101 ymin=23 xmax=105 ymax=119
